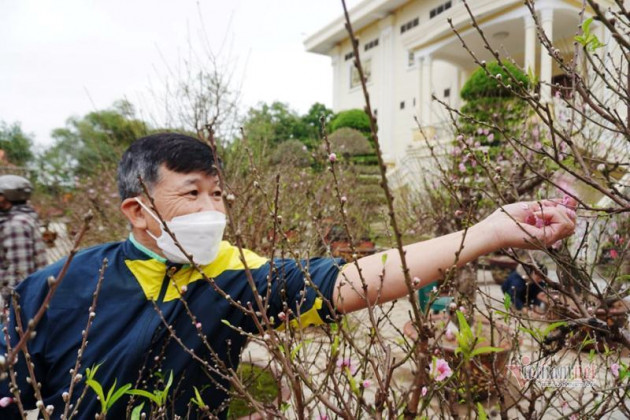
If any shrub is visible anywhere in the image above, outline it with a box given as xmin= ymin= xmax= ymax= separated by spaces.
xmin=330 ymin=109 xmax=371 ymax=134
xmin=460 ymin=61 xmax=530 ymax=100
xmin=328 ymin=128 xmax=374 ymax=158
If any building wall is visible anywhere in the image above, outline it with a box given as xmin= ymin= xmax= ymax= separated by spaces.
xmin=315 ymin=0 xmax=613 ymax=168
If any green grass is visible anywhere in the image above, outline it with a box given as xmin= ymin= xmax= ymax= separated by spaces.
xmin=228 ymin=363 xmax=280 ymax=418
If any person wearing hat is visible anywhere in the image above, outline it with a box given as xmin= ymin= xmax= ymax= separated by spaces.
xmin=0 ymin=174 xmax=47 ymax=306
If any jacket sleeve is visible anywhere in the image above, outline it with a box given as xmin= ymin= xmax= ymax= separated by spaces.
xmin=256 ymin=257 xmax=345 ymax=329
xmin=0 ymin=274 xmax=50 ymax=416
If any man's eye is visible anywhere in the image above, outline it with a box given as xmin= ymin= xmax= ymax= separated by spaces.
xmin=212 ymin=190 xmax=223 ymax=198
xmin=187 ymin=190 xmax=199 ymax=197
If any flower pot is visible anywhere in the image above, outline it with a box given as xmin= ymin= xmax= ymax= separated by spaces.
xmin=538 ymin=292 xmax=630 ymax=351
xmin=404 ymin=312 xmax=513 ymax=401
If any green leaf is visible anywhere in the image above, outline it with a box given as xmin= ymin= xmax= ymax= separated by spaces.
xmin=471 ymin=346 xmax=504 ymax=358
xmin=477 ymin=402 xmax=488 ymax=420
xmin=85 ymin=379 xmax=105 ymax=404
xmin=291 ymin=342 xmax=305 ymax=360
xmin=130 ymin=403 xmax=145 ymax=420
xmin=503 ymin=293 xmax=511 ymax=312
xmin=127 ymin=389 xmax=161 ymax=404
xmin=346 ymin=368 xmax=359 ymax=395
xmin=331 ymin=335 xmax=340 ymax=357
xmin=519 ymin=326 xmax=542 ymax=341
xmin=381 ymin=253 xmax=388 ymax=265
xmin=105 ymin=379 xmax=118 ymax=405
xmin=543 ymin=321 xmax=567 ymax=336
xmin=192 ymin=386 xmax=205 ymax=408
xmin=108 ymin=384 xmax=132 ymax=410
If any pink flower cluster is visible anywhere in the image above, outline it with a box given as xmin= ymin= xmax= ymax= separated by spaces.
xmin=430 ymin=357 xmax=453 ymax=381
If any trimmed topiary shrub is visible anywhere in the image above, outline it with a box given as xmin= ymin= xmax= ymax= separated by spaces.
xmin=330 ymin=109 xmax=371 ymax=135
xmin=460 ymin=61 xmax=530 ymax=100
xmin=328 ymin=128 xmax=374 ymax=158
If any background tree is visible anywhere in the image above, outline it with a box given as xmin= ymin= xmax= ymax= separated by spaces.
xmin=0 ymin=121 xmax=35 ymax=167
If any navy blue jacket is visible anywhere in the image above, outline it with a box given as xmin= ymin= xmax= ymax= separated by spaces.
xmin=0 ymin=237 xmax=342 ymax=418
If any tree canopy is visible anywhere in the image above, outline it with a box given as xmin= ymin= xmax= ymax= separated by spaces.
xmin=0 ymin=121 xmax=35 ymax=167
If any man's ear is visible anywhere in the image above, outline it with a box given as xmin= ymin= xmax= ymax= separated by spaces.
xmin=120 ymin=198 xmax=148 ymax=230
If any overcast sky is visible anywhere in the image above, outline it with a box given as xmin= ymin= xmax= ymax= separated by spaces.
xmin=1 ymin=0 xmax=359 ymax=148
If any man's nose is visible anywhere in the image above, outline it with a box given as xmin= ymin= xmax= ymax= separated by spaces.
xmin=198 ymin=194 xmax=221 ymax=212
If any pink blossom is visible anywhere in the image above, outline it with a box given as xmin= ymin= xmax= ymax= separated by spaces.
xmin=444 ymin=329 xmax=455 ymax=341
xmin=458 ymin=163 xmax=466 ymax=172
xmin=340 ymin=196 xmax=347 ymax=203
xmin=610 ymin=249 xmax=619 ymax=259
xmin=337 ymin=358 xmax=358 ymax=375
xmin=486 ymin=133 xmax=494 ymax=142
xmin=195 ymin=322 xmax=202 ymax=329
xmin=362 ymin=379 xmax=371 ymax=388
xmin=421 ymin=386 xmax=428 ymax=396
xmin=611 ymin=362 xmax=620 ymax=378
xmin=328 ymin=153 xmax=337 ymax=163
xmin=534 ymin=141 xmax=543 ymax=150
xmin=0 ymin=397 xmax=13 ymax=407
xmin=569 ymin=415 xmax=577 ymax=420
xmin=430 ymin=358 xmax=453 ymax=381
xmin=278 ymin=311 xmax=286 ymax=321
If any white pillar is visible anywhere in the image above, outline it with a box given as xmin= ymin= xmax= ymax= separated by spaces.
xmin=540 ymin=8 xmax=554 ymax=102
xmin=452 ymin=67 xmax=461 ymax=109
xmin=420 ymin=54 xmax=433 ymax=126
xmin=330 ymin=46 xmax=341 ymax=111
xmin=378 ymin=15 xmax=395 ymax=163
xmin=524 ymin=14 xmax=537 ymax=78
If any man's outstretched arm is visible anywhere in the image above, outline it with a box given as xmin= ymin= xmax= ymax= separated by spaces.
xmin=333 ymin=200 xmax=577 ymax=313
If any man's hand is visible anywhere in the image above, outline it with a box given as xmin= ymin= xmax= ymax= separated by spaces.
xmin=484 ymin=197 xmax=578 ymax=249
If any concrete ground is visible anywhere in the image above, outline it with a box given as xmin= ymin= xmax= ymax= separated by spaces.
xmin=241 ymin=269 xmax=630 ymax=419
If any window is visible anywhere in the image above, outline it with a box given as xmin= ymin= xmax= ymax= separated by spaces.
xmin=444 ymin=88 xmax=451 ymax=98
xmin=344 ymin=51 xmax=354 ymax=61
xmin=400 ymin=101 xmax=405 ymax=110
xmin=364 ymin=38 xmax=379 ymax=52
xmin=350 ymin=59 xmax=372 ymax=89
xmin=408 ymin=51 xmax=416 ymax=67
xmin=400 ymin=17 xmax=419 ymax=34
xmin=430 ymin=1 xmax=452 ymax=19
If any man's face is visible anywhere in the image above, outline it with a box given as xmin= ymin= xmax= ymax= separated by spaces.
xmin=0 ymin=194 xmax=11 ymax=211
xmin=139 ymin=165 xmax=225 ymax=237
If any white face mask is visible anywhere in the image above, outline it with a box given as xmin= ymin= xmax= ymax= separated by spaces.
xmin=135 ymin=198 xmax=226 ymax=265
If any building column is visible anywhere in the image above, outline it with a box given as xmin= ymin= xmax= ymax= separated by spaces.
xmin=524 ymin=14 xmax=537 ymax=78
xmin=378 ymin=15 xmax=395 ymax=163
xmin=540 ymin=8 xmax=554 ymax=102
xmin=420 ymin=54 xmax=433 ymax=126
xmin=330 ymin=46 xmax=341 ymax=110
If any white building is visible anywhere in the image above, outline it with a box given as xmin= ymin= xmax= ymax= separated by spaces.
xmin=305 ymin=0 xmax=612 ymax=182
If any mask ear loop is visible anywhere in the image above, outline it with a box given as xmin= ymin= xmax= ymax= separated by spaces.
xmin=134 ymin=198 xmax=163 ymax=241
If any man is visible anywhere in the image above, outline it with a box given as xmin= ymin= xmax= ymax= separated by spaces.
xmin=0 ymin=133 xmax=576 ymax=418
xmin=502 ymin=262 xmax=548 ymax=311
xmin=0 ymin=174 xmax=47 ymax=306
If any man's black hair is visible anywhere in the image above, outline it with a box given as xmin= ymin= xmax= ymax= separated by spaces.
xmin=117 ymin=132 xmax=219 ymax=200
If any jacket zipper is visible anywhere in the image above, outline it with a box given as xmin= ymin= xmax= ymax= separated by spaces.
xmin=157 ymin=263 xmax=180 ymax=303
